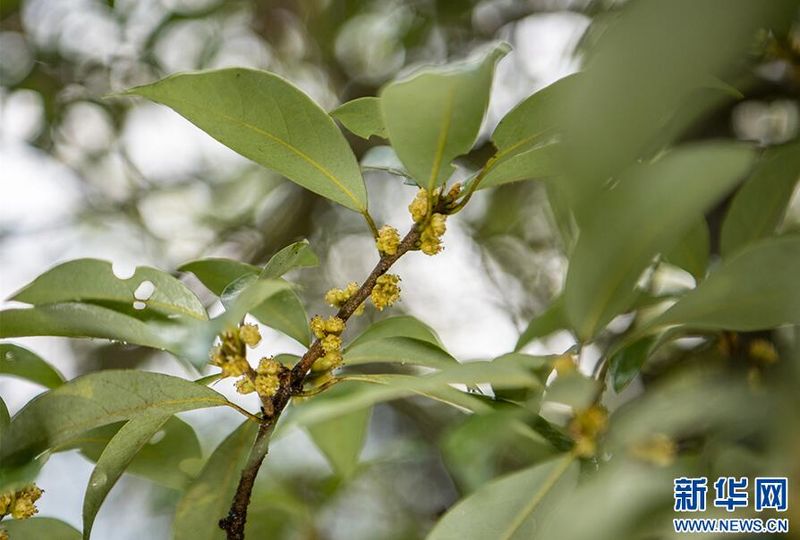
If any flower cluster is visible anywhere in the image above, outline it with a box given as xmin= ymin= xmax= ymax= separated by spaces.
xmin=0 ymin=484 xmax=43 ymax=520
xmin=210 ymin=324 xmax=260 ymax=379
xmin=371 ymin=273 xmax=400 ymax=310
xmin=310 ymin=315 xmax=345 ymax=372
xmin=409 ymin=188 xmax=429 ymax=223
xmin=236 ymin=357 xmax=285 ymax=398
xmin=420 ymin=213 xmax=447 ymax=255
xmin=376 ymin=225 xmax=400 ymax=256
xmin=324 ymin=281 xmax=365 ymax=315
xmin=569 ymin=405 xmax=608 ymax=458
xmin=629 ymin=433 xmax=677 ymax=467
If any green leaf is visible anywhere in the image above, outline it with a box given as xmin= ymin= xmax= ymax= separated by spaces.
xmin=478 ymin=143 xmax=560 ymax=190
xmin=2 ymin=517 xmax=82 ymax=540
xmin=427 ymin=455 xmax=578 ymax=540
xmin=608 ymin=336 xmax=656 ymax=392
xmin=564 ymin=142 xmax=755 ymax=340
xmin=179 ymin=258 xmax=260 ymax=296
xmin=124 ymin=69 xmax=368 ymax=212
xmin=380 ymin=42 xmax=510 ymax=189
xmin=360 ymin=145 xmax=412 ymax=179
xmin=174 ymin=420 xmax=259 ymax=540
xmin=260 ymin=239 xmax=319 ymax=279
xmin=330 ymin=96 xmax=387 ymax=139
xmin=0 ymin=343 xmax=65 ymax=389
xmin=74 ymin=416 xmax=202 ymax=490
xmin=0 ymin=397 xmax=9 ymax=434
xmin=82 ymin=413 xmax=171 ymax=539
xmin=492 ymin=74 xmax=579 ymax=156
xmin=544 ymin=372 xmax=599 ymax=410
xmin=343 ymin=337 xmax=455 ymax=369
xmin=251 ymin=289 xmax=311 ymax=346
xmin=720 ymin=140 xmax=800 ymax=257
xmin=492 ymin=353 xmax=551 ymax=403
xmin=0 ymin=454 xmax=48 ymax=493
xmin=0 ymin=370 xmax=230 ymax=466
xmin=0 ymin=303 xmax=172 ymax=351
xmin=347 ymin=315 xmax=445 ymax=349
xmin=651 ymin=234 xmax=800 ymax=331
xmin=663 ymin=219 xmax=709 ymax=280
xmin=307 ymin=406 xmax=370 ymax=479
xmin=11 ymin=259 xmax=207 ymax=320
xmin=514 ymin=298 xmax=567 ymax=351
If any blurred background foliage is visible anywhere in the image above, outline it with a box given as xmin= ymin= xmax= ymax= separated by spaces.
xmin=1 ymin=0 xmax=799 ymax=538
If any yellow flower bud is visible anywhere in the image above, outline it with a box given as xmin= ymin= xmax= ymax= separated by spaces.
xmin=321 ymin=334 xmax=342 ymax=353
xmin=569 ymin=405 xmax=608 ymax=458
xmin=324 ymin=316 xmax=345 ymax=335
xmin=254 ymin=374 xmax=280 ymax=397
xmin=409 ymin=188 xmax=428 ymax=223
xmin=429 ymin=213 xmax=446 ymax=237
xmin=310 ymin=315 xmax=326 ymax=339
xmin=312 ymin=351 xmax=343 ymax=372
xmin=748 ymin=339 xmax=778 ymax=365
xmin=353 ymin=302 xmax=366 ymax=316
xmin=629 ymin=433 xmax=677 ymax=467
xmin=209 ymin=345 xmax=225 ymax=367
xmin=447 ymin=182 xmax=462 ymax=200
xmin=9 ymin=484 xmax=42 ymax=520
xmin=238 ymin=324 xmax=261 ymax=347
xmin=419 ymin=228 xmax=442 ymax=256
xmin=553 ymin=354 xmax=577 ymax=376
xmin=376 ymin=225 xmax=401 ymax=255
xmin=0 ymin=492 xmax=12 ymax=514
xmin=371 ymin=274 xmax=401 ymax=310
xmin=220 ymin=356 xmax=249 ymax=378
xmin=257 ymin=357 xmax=282 ymax=376
xmin=235 ymin=376 xmax=255 ymax=395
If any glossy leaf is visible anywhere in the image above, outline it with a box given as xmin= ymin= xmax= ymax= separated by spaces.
xmin=344 ymin=337 xmax=454 ymax=369
xmin=564 ymin=143 xmax=754 ymax=340
xmin=360 ymin=145 xmax=412 ymax=179
xmin=0 ymin=370 xmax=230 ymax=466
xmin=608 ymin=336 xmax=656 ymax=392
xmin=2 ymin=517 xmax=81 ymax=540
xmin=173 ymin=420 xmax=259 ymax=540
xmin=125 ymin=69 xmax=368 ymax=212
xmin=663 ymin=219 xmax=709 ymax=280
xmin=260 ymin=239 xmax=319 ymax=279
xmin=478 ymin=143 xmax=560 ymax=190
xmin=0 ymin=303 xmax=173 ymax=351
xmin=427 ymin=455 xmax=578 ymax=540
xmin=652 ymin=235 xmax=800 ymax=331
xmin=82 ymin=413 xmax=171 ymax=539
xmin=514 ymin=298 xmax=567 ymax=351
xmin=0 ymin=343 xmax=65 ymax=389
xmin=307 ymin=406 xmax=370 ymax=479
xmin=179 ymin=258 xmax=260 ymax=296
xmin=380 ymin=42 xmax=509 ymax=189
xmin=0 ymin=453 xmax=47 ymax=493
xmin=74 ymin=416 xmax=202 ymax=490
xmin=0 ymin=397 xmax=8 ymax=434
xmin=11 ymin=259 xmax=207 ymax=320
xmin=492 ymin=353 xmax=551 ymax=403
xmin=330 ymin=96 xmax=387 ymax=139
xmin=251 ymin=289 xmax=311 ymax=346
xmin=347 ymin=315 xmax=444 ymax=349
xmin=720 ymin=140 xmax=800 ymax=257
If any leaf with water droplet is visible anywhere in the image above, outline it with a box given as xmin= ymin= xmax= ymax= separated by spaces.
xmin=0 ymin=343 xmax=65 ymax=389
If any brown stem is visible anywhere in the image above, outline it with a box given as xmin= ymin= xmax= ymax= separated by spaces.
xmin=219 ymin=224 xmax=423 ymax=539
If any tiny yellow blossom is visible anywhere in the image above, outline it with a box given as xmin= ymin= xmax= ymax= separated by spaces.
xmin=553 ymin=354 xmax=577 ymax=376
xmin=220 ymin=357 xmax=249 ymax=378
xmin=324 ymin=316 xmax=345 ymax=335
xmin=419 ymin=229 xmax=443 ymax=255
xmin=324 ymin=282 xmax=359 ymax=308
xmin=312 ymin=350 xmax=343 ymax=372
xmin=629 ymin=433 xmax=677 ymax=467
xmin=353 ymin=302 xmax=366 ymax=316
xmin=371 ymin=274 xmax=401 ymax=310
xmin=409 ymin=188 xmax=428 ymax=223
xmin=310 ymin=315 xmax=326 ymax=339
xmin=257 ymin=357 xmax=282 ymax=376
xmin=321 ymin=334 xmax=342 ymax=354
xmin=0 ymin=492 xmax=12 ymax=514
xmin=235 ymin=376 xmax=255 ymax=395
xmin=446 ymin=182 xmax=462 ymax=200
xmin=9 ymin=484 xmax=42 ymax=520
xmin=748 ymin=339 xmax=778 ymax=365
xmin=238 ymin=324 xmax=261 ymax=347
xmin=569 ymin=405 xmax=608 ymax=458
xmin=429 ymin=213 xmax=446 ymax=236
xmin=376 ymin=225 xmax=401 ymax=255
xmin=254 ymin=374 xmax=280 ymax=397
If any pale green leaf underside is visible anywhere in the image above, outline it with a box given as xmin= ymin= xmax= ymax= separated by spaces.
xmin=347 ymin=315 xmax=445 ymax=349
xmin=2 ymin=517 xmax=82 ymax=540
xmin=331 ymin=96 xmax=387 ymax=139
xmin=564 ymin=142 xmax=754 ymax=340
xmin=173 ymin=420 xmax=259 ymax=540
xmin=82 ymin=413 xmax=171 ymax=540
xmin=10 ymin=258 xmax=207 ymax=320
xmin=381 ymin=42 xmax=510 ymax=190
xmin=125 ymin=68 xmax=367 ymax=212
xmin=427 ymin=455 xmax=578 ymax=540
xmin=344 ymin=337 xmax=455 ymax=369
xmin=0 ymin=370 xmax=229 ymax=465
xmin=307 ymin=406 xmax=370 ymax=479
xmin=652 ymin=234 xmax=800 ymax=331
xmin=479 ymin=143 xmax=560 ymax=190
xmin=0 ymin=343 xmax=65 ymax=389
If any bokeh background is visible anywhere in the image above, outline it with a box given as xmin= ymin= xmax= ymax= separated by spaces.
xmin=1 ymin=0 xmax=798 ymax=538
